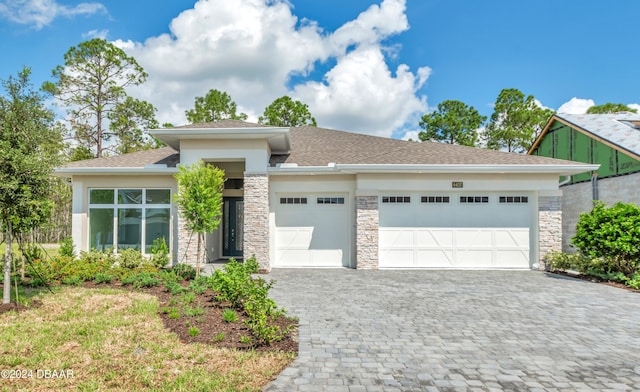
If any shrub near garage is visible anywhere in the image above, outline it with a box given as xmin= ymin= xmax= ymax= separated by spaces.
xmin=573 ymin=201 xmax=640 ymax=275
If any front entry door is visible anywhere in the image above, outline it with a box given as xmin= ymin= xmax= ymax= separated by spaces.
xmin=223 ymin=197 xmax=244 ymax=258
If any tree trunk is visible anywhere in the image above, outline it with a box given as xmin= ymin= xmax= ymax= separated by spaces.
xmin=3 ymin=223 xmax=12 ymax=304
xmin=196 ymin=233 xmax=202 ymax=278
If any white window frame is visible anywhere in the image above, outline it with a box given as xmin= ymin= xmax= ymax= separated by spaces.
xmin=88 ymin=188 xmax=172 ymax=255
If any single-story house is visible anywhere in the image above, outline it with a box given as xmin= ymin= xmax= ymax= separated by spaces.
xmin=56 ymin=120 xmax=597 ymax=271
xmin=528 ymin=112 xmax=640 ymax=251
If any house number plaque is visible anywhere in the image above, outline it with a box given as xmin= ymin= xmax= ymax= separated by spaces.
xmin=452 ymin=181 xmax=463 ymax=188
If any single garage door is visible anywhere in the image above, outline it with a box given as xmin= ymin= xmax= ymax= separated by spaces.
xmin=379 ymin=193 xmax=533 ymax=269
xmin=273 ymin=194 xmax=350 ymax=267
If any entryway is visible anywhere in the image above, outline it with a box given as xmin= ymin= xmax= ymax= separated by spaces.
xmin=222 ymin=197 xmax=243 ymax=258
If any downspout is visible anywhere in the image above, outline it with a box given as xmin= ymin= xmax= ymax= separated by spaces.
xmin=559 ymin=176 xmax=572 ymax=187
xmin=591 ymin=172 xmax=599 ymax=203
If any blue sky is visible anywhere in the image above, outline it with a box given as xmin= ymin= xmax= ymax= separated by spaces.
xmin=0 ymin=0 xmax=638 ymax=140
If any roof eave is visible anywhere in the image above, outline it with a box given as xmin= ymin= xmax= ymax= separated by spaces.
xmin=54 ymin=167 xmax=179 ymax=177
xmin=150 ymin=127 xmax=291 ymax=153
xmin=268 ymin=163 xmax=600 ymax=176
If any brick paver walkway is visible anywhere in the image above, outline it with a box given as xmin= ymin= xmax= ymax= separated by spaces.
xmin=264 ymin=269 xmax=640 ymax=391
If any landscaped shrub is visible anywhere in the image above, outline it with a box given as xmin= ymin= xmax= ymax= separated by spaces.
xmin=210 ymin=257 xmax=289 ymax=345
xmin=189 ymin=276 xmax=209 ymax=295
xmin=118 ymin=248 xmax=145 ymax=269
xmin=210 ymin=257 xmax=260 ymax=308
xmin=59 ymin=237 xmax=75 ymax=258
xmin=121 ymin=272 xmax=161 ymax=288
xmin=94 ymin=273 xmax=114 ymax=284
xmin=149 ymin=237 xmax=170 ymax=269
xmin=573 ymin=201 xmax=640 ymax=275
xmin=164 ymin=280 xmax=186 ymax=296
xmin=171 ymin=263 xmax=196 ymax=281
xmin=28 ymin=251 xmax=114 ymax=284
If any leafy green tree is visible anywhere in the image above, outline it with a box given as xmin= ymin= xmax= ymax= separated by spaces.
xmin=43 ymin=38 xmax=149 ymax=158
xmin=586 ymin=103 xmax=637 ymax=114
xmin=185 ymin=89 xmax=248 ymax=124
xmin=108 ymin=96 xmax=159 ymax=154
xmin=484 ymin=88 xmax=554 ymax=152
xmin=173 ymin=161 xmax=225 ymax=277
xmin=418 ymin=100 xmax=486 ymax=146
xmin=259 ymin=96 xmax=317 ymax=127
xmin=0 ymin=68 xmax=62 ymax=303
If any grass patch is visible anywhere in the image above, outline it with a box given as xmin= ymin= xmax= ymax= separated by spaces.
xmin=0 ymin=287 xmax=294 ymax=391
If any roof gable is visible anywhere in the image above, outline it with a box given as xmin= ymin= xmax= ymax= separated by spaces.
xmin=530 ymin=113 xmax=640 ymax=160
xmin=529 ymin=113 xmax=640 ymax=182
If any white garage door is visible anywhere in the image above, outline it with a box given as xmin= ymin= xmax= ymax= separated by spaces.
xmin=379 ymin=193 xmax=533 ymax=269
xmin=273 ymin=194 xmax=350 ymax=267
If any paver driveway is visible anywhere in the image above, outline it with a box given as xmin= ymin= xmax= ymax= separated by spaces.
xmin=264 ymin=269 xmax=640 ymax=392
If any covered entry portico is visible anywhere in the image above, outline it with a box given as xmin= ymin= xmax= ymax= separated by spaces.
xmin=151 ymin=123 xmax=290 ymax=271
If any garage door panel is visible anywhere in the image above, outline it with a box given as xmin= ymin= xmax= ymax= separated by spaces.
xmin=274 ymin=194 xmax=349 ymax=267
xmin=379 ymin=229 xmax=414 ymax=247
xmin=455 ymin=250 xmax=494 ymax=268
xmin=415 ymin=249 xmax=454 ymax=267
xmin=379 ymin=227 xmax=530 ymax=269
xmin=494 ymin=229 xmax=529 ymax=247
xmin=456 ymin=230 xmax=493 ymax=247
xmin=275 ymin=227 xmax=313 ymax=249
xmin=415 ymin=230 xmax=454 ymax=247
xmin=494 ymin=250 xmax=529 ymax=268
xmin=275 ymin=249 xmax=311 ymax=266
xmin=310 ymin=250 xmax=343 ymax=267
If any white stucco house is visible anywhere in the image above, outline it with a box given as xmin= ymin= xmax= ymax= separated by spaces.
xmin=56 ymin=120 xmax=597 ymax=271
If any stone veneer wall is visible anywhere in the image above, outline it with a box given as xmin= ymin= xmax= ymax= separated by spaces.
xmin=177 ymin=215 xmax=198 ymax=266
xmin=356 ymin=196 xmax=379 ymax=269
xmin=243 ymin=173 xmax=270 ymax=272
xmin=561 ymin=172 xmax=640 ymax=252
xmin=538 ymin=196 xmax=562 ymax=271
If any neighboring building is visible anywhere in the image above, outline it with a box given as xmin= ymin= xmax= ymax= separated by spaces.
xmin=56 ymin=120 xmax=595 ymax=271
xmin=529 ymin=112 xmax=640 ymax=251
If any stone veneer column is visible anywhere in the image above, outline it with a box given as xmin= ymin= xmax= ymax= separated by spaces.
xmin=538 ymin=195 xmax=562 ymax=271
xmin=243 ymin=173 xmax=270 ymax=272
xmin=356 ymin=196 xmax=379 ymax=270
xmin=176 ymin=214 xmax=198 ymax=266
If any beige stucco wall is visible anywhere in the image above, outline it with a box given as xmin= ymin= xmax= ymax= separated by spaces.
xmin=562 ymin=172 xmax=640 ymax=252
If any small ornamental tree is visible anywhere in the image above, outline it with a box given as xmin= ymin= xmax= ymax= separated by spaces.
xmin=0 ymin=67 xmax=61 ymax=303
xmin=173 ymin=161 xmax=225 ymax=277
xmin=572 ymin=201 xmax=640 ymax=275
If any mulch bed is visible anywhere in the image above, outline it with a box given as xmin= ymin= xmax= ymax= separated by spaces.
xmin=548 ymin=270 xmax=640 ymax=293
xmin=0 ymin=281 xmax=298 ymax=354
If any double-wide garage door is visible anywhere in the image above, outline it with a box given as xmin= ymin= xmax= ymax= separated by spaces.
xmin=379 ymin=193 xmax=533 ymax=269
xmin=273 ymin=194 xmax=350 ymax=267
xmin=272 ymin=192 xmax=534 ymax=269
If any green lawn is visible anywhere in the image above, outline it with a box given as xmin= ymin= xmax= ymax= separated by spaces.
xmin=0 ymin=243 xmax=60 ymax=259
xmin=0 ymin=287 xmax=294 ymax=391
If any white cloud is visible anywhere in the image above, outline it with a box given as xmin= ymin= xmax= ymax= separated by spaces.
xmin=0 ymin=0 xmax=107 ymax=30
xmin=118 ymin=0 xmax=429 ymax=137
xmin=83 ymin=29 xmax=108 ymax=40
xmin=627 ymin=103 xmax=640 ymax=113
xmin=293 ymin=47 xmax=429 ymax=136
xmin=557 ymin=97 xmax=594 ymax=114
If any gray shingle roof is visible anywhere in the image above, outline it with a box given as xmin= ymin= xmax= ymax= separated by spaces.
xmin=170 ymin=119 xmax=271 ymax=129
xmin=552 ymin=113 xmax=640 ymax=158
xmin=269 ymin=126 xmax=580 ymax=166
xmin=59 ymin=124 xmax=582 ymax=171
xmin=61 ymin=147 xmax=179 ymax=168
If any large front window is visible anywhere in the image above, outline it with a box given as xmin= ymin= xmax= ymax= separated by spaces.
xmin=89 ymin=188 xmax=171 ymax=254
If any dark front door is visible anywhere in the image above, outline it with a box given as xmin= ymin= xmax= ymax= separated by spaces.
xmin=223 ymin=197 xmax=244 ymax=258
